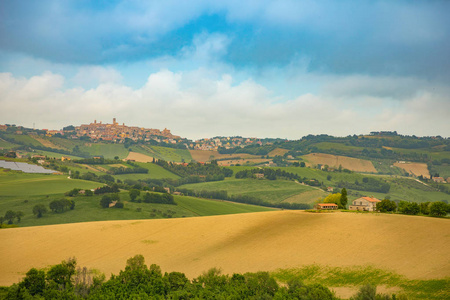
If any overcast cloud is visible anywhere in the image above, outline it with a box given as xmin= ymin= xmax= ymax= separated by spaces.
xmin=0 ymin=0 xmax=449 ymax=139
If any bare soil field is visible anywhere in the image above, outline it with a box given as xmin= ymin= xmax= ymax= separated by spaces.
xmin=1 ymin=211 xmax=448 ymax=286
xmin=393 ymin=162 xmax=430 ymax=178
xmin=303 ymin=153 xmax=377 ymax=173
xmin=125 ymin=151 xmax=155 ymax=163
xmin=268 ymin=148 xmax=289 ymax=157
xmin=189 ymin=150 xmax=259 ymax=162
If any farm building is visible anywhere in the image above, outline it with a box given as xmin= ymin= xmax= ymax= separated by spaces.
xmin=349 ymin=196 xmax=381 ymax=212
xmin=314 ymin=203 xmax=338 ymax=210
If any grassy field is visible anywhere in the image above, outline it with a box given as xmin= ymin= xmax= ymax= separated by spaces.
xmin=0 ymin=190 xmax=273 ymax=228
xmin=1 ymin=211 xmax=448 ymax=298
xmin=0 ymin=138 xmax=17 ymax=149
xmin=133 ymin=145 xmax=192 ymax=162
xmin=77 ymin=143 xmax=129 ymax=159
xmin=3 ymin=134 xmax=44 ymax=147
xmin=273 ymin=265 xmax=449 ymax=300
xmin=0 ymin=171 xmax=102 ymax=197
xmin=113 ymin=162 xmax=180 ymax=181
xmin=179 ymin=178 xmax=318 ymax=204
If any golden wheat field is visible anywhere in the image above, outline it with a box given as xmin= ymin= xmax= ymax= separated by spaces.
xmin=1 ymin=211 xmax=449 ymax=286
xmin=303 ymin=153 xmax=378 ymax=173
xmin=393 ymin=162 xmax=430 ymax=178
xmin=125 ymin=151 xmax=155 ymax=162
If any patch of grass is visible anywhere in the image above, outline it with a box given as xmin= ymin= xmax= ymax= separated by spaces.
xmin=3 ymin=134 xmax=44 ymax=147
xmin=133 ymin=145 xmax=192 ymax=162
xmin=0 ymin=173 xmax=102 ymax=196
xmin=272 ymin=265 xmax=450 ymax=300
xmin=77 ymin=143 xmax=129 ymax=159
xmin=180 ymin=178 xmax=317 ymax=204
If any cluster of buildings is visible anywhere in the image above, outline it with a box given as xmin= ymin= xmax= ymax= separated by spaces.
xmin=71 ymin=119 xmax=181 ymax=143
xmin=190 ymin=136 xmax=271 ymax=151
xmin=315 ymin=196 xmax=382 ymax=211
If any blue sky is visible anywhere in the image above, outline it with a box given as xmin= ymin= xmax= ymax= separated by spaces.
xmin=1 ymin=0 xmax=449 ymax=139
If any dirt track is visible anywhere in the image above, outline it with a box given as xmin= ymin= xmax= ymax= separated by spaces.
xmin=1 ymin=211 xmax=449 ymax=286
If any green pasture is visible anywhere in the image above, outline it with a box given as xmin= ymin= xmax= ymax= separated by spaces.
xmin=133 ymin=145 xmax=192 ymax=162
xmin=47 ymin=137 xmax=84 ymax=150
xmin=3 ymin=134 xmax=43 ymax=147
xmin=0 ymin=189 xmax=273 ymax=227
xmin=113 ymin=162 xmax=179 ymax=181
xmin=0 ymin=172 xmax=102 ymax=197
xmin=27 ymin=150 xmax=83 ymax=160
xmin=179 ymin=178 xmax=317 ymax=204
xmin=78 ymin=143 xmax=129 ymax=159
xmin=0 ymin=138 xmax=17 ymax=149
xmin=272 ymin=265 xmax=449 ymax=300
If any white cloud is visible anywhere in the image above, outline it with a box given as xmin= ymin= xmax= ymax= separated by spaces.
xmin=1 ymin=69 xmax=449 ymax=139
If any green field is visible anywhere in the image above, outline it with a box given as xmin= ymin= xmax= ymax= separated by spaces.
xmin=133 ymin=145 xmax=192 ymax=162
xmin=113 ymin=162 xmax=180 ymax=181
xmin=180 ymin=178 xmax=317 ymax=204
xmin=0 ymin=172 xmax=102 ymax=196
xmin=0 ymin=191 xmax=273 ymax=227
xmin=0 ymin=138 xmax=17 ymax=149
xmin=3 ymin=134 xmax=44 ymax=147
xmin=77 ymin=143 xmax=129 ymax=159
xmin=273 ymin=265 xmax=449 ymax=300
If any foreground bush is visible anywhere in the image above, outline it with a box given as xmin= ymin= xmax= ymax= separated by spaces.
xmin=6 ymin=255 xmax=340 ymax=300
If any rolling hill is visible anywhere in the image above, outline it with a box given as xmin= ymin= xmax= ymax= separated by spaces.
xmin=0 ymin=211 xmax=448 ymax=288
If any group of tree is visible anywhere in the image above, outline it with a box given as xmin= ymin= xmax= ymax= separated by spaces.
xmin=322 ymin=188 xmax=348 ymax=209
xmin=175 ymin=188 xmax=310 ymax=210
xmin=100 ymin=193 xmax=123 ymax=208
xmin=234 ymin=168 xmax=320 ymax=187
xmin=336 ymin=177 xmax=390 ymax=194
xmin=141 ymin=192 xmax=176 ymax=205
xmin=65 ymin=188 xmax=94 ymax=197
xmin=376 ymin=199 xmax=449 ymax=217
xmin=5 ymin=255 xmax=348 ymax=300
xmin=108 ymin=165 xmax=148 ymax=175
xmin=49 ymin=199 xmax=75 ymax=213
xmin=154 ymin=159 xmax=233 ymax=181
xmin=1 ymin=210 xmax=24 ymax=225
xmin=94 ymin=184 xmax=120 ymax=195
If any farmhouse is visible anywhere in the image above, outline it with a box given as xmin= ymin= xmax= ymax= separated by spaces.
xmin=349 ymin=196 xmax=381 ymax=212
xmin=314 ymin=203 xmax=338 ymax=210
xmin=432 ymin=177 xmax=446 ymax=183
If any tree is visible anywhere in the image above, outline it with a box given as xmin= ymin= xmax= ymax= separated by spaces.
xmin=5 ymin=210 xmax=16 ymax=224
xmin=15 ymin=211 xmax=24 ymax=223
xmin=323 ymin=193 xmax=342 ymax=208
xmin=84 ymin=189 xmax=93 ymax=196
xmin=419 ymin=202 xmax=430 ymax=215
xmin=19 ymin=268 xmax=46 ymax=296
xmin=398 ymin=201 xmax=420 ymax=215
xmin=32 ymin=204 xmax=47 ymax=218
xmin=429 ymin=201 xmax=448 ymax=217
xmin=376 ymin=199 xmax=397 ymax=213
xmin=340 ymin=188 xmax=348 ymax=208
xmin=129 ymin=189 xmax=141 ymax=202
xmin=100 ymin=195 xmax=112 ymax=208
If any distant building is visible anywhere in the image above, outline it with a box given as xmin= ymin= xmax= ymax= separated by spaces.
xmin=327 ymin=187 xmax=334 ymax=192
xmin=314 ymin=203 xmax=338 ymax=210
xmin=349 ymin=196 xmax=381 ymax=212
xmin=61 ymin=156 xmax=71 ymax=161
xmin=432 ymin=177 xmax=446 ymax=183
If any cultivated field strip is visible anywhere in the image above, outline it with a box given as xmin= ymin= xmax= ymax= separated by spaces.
xmin=0 ymin=211 xmax=449 ymax=286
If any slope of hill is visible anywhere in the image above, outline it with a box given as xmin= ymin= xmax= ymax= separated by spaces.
xmin=302 ymin=153 xmax=377 ymax=173
xmin=1 ymin=211 xmax=448 ymax=287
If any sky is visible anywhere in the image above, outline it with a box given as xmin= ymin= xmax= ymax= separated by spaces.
xmin=0 ymin=0 xmax=449 ymax=140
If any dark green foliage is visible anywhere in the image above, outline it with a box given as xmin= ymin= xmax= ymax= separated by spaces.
xmin=19 ymin=268 xmax=46 ymax=296
xmin=94 ymin=184 xmax=119 ymax=195
xmin=340 ymin=188 xmax=348 ymax=208
xmin=129 ymin=189 xmax=141 ymax=201
xmin=429 ymin=201 xmax=448 ymax=217
xmin=155 ymin=159 xmax=232 ymax=181
xmin=84 ymin=189 xmax=94 ymax=196
xmin=65 ymin=188 xmax=81 ymax=197
xmin=419 ymin=202 xmax=430 ymax=215
xmin=100 ymin=195 xmax=112 ymax=208
xmin=337 ymin=177 xmax=390 ymax=193
xmin=114 ymin=201 xmax=124 ymax=208
xmin=49 ymin=198 xmax=74 ymax=213
xmin=4 ymin=210 xmax=16 ymax=224
xmin=376 ymin=199 xmax=397 ymax=213
xmin=143 ymin=192 xmax=176 ymax=205
xmin=398 ymin=201 xmax=420 ymax=215
xmin=32 ymin=204 xmax=47 ymax=218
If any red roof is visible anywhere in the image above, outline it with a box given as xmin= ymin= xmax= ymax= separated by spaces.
xmin=317 ymin=203 xmax=338 ymax=207
xmin=361 ymin=197 xmax=381 ymax=203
